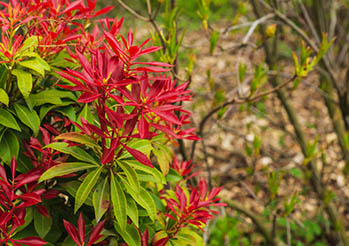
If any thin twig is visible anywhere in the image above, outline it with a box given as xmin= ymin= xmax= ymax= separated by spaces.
xmin=116 ymin=0 xmax=148 ymax=21
xmin=190 ymin=74 xmax=297 ymax=160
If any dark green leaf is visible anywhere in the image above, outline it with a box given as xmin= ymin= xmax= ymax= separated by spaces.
xmin=34 ymin=208 xmax=52 ymax=238
xmin=0 ymin=108 xmax=21 ymax=131
xmin=0 ymin=130 xmax=19 ymax=163
xmin=14 ymin=104 xmax=40 ymax=136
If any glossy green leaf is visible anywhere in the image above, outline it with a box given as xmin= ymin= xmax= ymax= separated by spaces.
xmin=39 ymin=162 xmax=97 ymax=182
xmin=127 ymin=196 xmax=139 ymax=227
xmin=114 ymin=223 xmax=140 ymax=246
xmin=14 ymin=104 xmax=40 ymax=136
xmin=123 ymin=181 xmax=156 ymax=221
xmin=18 ymin=36 xmax=38 ymax=53
xmin=0 ymin=108 xmax=21 ymax=131
xmin=29 ymin=90 xmax=63 ymax=107
xmin=45 ymin=142 xmax=99 ymax=165
xmin=55 ymin=132 xmax=101 ymax=149
xmin=128 ymin=160 xmax=165 ymax=184
xmin=34 ymin=208 xmax=52 ymax=238
xmin=77 ymin=104 xmax=94 ymax=124
xmin=19 ymin=57 xmax=50 ymax=77
xmin=57 ymin=106 xmax=76 ymax=122
xmin=60 ymin=181 xmax=93 ymax=206
xmin=93 ymin=178 xmax=110 ymax=222
xmin=74 ymin=166 xmax=103 ymax=213
xmin=0 ymin=89 xmax=9 ymax=106
xmin=118 ymin=160 xmax=140 ymax=194
xmin=0 ymin=130 xmax=19 ymax=163
xmin=12 ymin=69 xmax=32 ymax=98
xmin=110 ymin=172 xmax=127 ymax=231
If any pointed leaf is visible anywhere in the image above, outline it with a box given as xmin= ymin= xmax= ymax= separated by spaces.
xmin=74 ymin=166 xmax=103 ymax=212
xmin=55 ymin=132 xmax=100 ymax=149
xmin=118 ymin=160 xmax=140 ymax=194
xmin=123 ymin=182 xmax=156 ymax=221
xmin=114 ymin=223 xmax=141 ymax=246
xmin=45 ymin=142 xmax=99 ymax=165
xmin=12 ymin=69 xmax=32 ymax=98
xmin=19 ymin=57 xmax=50 ymax=77
xmin=63 ymin=220 xmax=81 ymax=245
xmin=34 ymin=208 xmax=52 ymax=238
xmin=0 ymin=130 xmax=19 ymax=163
xmin=110 ymin=172 xmax=127 ymax=231
xmin=127 ymin=196 xmax=139 ymax=227
xmin=93 ymin=178 xmax=110 ymax=222
xmin=14 ymin=104 xmax=40 ymax=136
xmin=0 ymin=88 xmax=9 ymax=106
xmin=39 ymin=162 xmax=97 ymax=182
xmin=0 ymin=108 xmax=21 ymax=131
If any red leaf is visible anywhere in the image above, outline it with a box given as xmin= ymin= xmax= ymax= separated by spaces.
xmin=141 ymin=229 xmax=149 ymax=246
xmin=78 ymin=92 xmax=101 ymax=103
xmin=94 ymin=6 xmax=114 ymax=16
xmin=87 ymin=219 xmax=106 ymax=246
xmin=122 ymin=144 xmax=153 ymax=168
xmin=14 ymin=237 xmax=47 ymax=246
xmin=101 ymin=139 xmax=119 ymax=164
xmin=77 ymin=213 xmax=85 ymax=244
xmin=36 ymin=205 xmax=50 ymax=218
xmin=63 ymin=219 xmax=81 ymax=246
xmin=151 ymin=108 xmax=181 ymax=125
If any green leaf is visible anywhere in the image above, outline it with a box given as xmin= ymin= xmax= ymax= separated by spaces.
xmin=60 ymin=180 xmax=93 ymax=206
xmin=152 ymin=143 xmax=172 ymax=175
xmin=74 ymin=166 xmax=103 ymax=212
xmin=0 ymin=109 xmax=20 ymax=131
xmin=0 ymin=130 xmax=19 ymax=163
xmin=118 ymin=160 xmax=140 ymax=194
xmin=0 ymin=65 xmax=8 ymax=89
xmin=14 ymin=104 xmax=40 ymax=136
xmin=110 ymin=172 xmax=127 ymax=231
xmin=39 ymin=162 xmax=97 ymax=182
xmin=123 ymin=182 xmax=156 ymax=221
xmin=12 ymin=69 xmax=32 ymax=98
xmin=29 ymin=90 xmax=63 ymax=107
xmin=127 ymin=196 xmax=139 ymax=227
xmin=19 ymin=57 xmax=50 ymax=77
xmin=77 ymin=104 xmax=94 ymax=124
xmin=57 ymin=106 xmax=76 ymax=122
xmin=93 ymin=178 xmax=110 ymax=222
xmin=113 ymin=223 xmax=141 ymax=246
xmin=45 ymin=142 xmax=99 ymax=165
xmin=34 ymin=208 xmax=52 ymax=238
xmin=127 ymin=160 xmax=165 ymax=184
xmin=0 ymin=89 xmax=9 ymax=106
xmin=55 ymin=132 xmax=101 ymax=149
xmin=18 ymin=36 xmax=38 ymax=53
